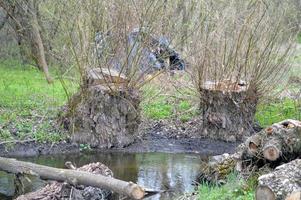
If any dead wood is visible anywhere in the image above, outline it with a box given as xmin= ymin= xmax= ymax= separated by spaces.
xmin=0 ymin=157 xmax=147 ymax=200
xmin=256 ymin=159 xmax=301 ymax=200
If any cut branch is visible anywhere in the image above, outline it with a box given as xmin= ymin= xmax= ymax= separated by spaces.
xmin=0 ymin=157 xmax=148 ymax=200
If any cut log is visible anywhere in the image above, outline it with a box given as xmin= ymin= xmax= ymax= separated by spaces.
xmin=262 ymin=138 xmax=282 ymax=161
xmin=246 ymin=134 xmax=262 ymax=155
xmin=285 ymin=191 xmax=301 ymax=200
xmin=255 ymin=159 xmax=301 ymax=200
xmin=0 ymin=157 xmax=148 ymax=200
xmin=242 ymin=119 xmax=301 ymax=164
xmin=199 ymin=80 xmax=258 ymax=142
xmin=197 ymin=119 xmax=301 ymax=186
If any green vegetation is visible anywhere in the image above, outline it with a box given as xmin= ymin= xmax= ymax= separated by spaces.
xmin=0 ymin=60 xmax=77 ymax=143
xmin=256 ymin=99 xmax=301 ymax=127
xmin=198 ymin=173 xmax=257 ymax=200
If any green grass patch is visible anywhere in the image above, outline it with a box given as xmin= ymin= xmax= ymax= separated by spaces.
xmin=256 ymin=98 xmax=301 ymax=127
xmin=198 ymin=173 xmax=257 ymax=200
xmin=0 ymin=60 xmax=77 ymax=143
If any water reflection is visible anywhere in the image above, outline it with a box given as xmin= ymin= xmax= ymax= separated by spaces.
xmin=0 ymin=152 xmax=204 ymax=200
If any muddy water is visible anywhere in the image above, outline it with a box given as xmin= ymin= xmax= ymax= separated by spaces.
xmin=0 ymin=152 xmax=205 ymax=200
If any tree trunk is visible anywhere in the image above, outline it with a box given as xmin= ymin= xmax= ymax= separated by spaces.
xmin=61 ymin=68 xmax=140 ymax=148
xmin=199 ymin=80 xmax=258 ymax=142
xmin=0 ymin=0 xmax=53 ymax=83
xmin=27 ymin=0 xmax=53 ymax=83
xmin=256 ymin=159 xmax=301 ymax=200
xmin=0 ymin=157 xmax=146 ymax=200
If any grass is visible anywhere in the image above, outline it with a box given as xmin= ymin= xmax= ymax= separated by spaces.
xmin=0 ymin=60 xmax=77 ymax=143
xmin=256 ymin=98 xmax=301 ymax=127
xmin=198 ymin=173 xmax=257 ymax=200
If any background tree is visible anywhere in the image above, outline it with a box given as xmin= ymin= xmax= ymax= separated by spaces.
xmin=0 ymin=0 xmax=53 ymax=83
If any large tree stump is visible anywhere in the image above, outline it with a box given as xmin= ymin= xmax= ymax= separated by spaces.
xmin=256 ymin=159 xmax=301 ymax=200
xmin=199 ymin=80 xmax=258 ymax=142
xmin=62 ymin=68 xmax=140 ymax=148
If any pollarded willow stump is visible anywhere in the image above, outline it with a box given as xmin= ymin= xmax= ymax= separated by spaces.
xmin=62 ymin=68 xmax=140 ymax=148
xmin=199 ymin=80 xmax=258 ymax=142
xmin=256 ymin=159 xmax=301 ymax=200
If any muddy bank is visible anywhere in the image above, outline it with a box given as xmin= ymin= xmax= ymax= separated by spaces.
xmin=0 ymin=120 xmax=239 ymax=157
xmin=0 ymin=140 xmax=80 ymax=157
xmin=0 ymin=137 xmax=238 ymax=158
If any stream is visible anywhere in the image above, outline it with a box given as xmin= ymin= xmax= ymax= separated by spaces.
xmin=0 ymin=152 xmax=205 ymax=200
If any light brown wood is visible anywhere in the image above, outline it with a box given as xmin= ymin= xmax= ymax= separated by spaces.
xmin=256 ymin=186 xmax=276 ymax=200
xmin=246 ymin=134 xmax=261 ymax=155
xmin=86 ymin=68 xmax=127 ymax=86
xmin=0 ymin=157 xmax=145 ymax=200
xmin=285 ymin=191 xmax=301 ymax=200
xmin=262 ymin=138 xmax=282 ymax=161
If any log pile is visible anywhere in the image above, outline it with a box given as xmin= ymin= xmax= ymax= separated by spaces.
xmin=198 ymin=119 xmax=301 ymax=184
xmin=199 ymin=80 xmax=258 ymax=142
xmin=243 ymin=119 xmax=301 ymax=164
xmin=256 ymin=159 xmax=301 ymax=200
xmin=61 ymin=68 xmax=140 ymax=148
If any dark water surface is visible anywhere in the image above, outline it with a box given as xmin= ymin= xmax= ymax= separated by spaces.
xmin=0 ymin=152 xmax=205 ymax=200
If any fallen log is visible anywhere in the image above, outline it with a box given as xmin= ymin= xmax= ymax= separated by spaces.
xmin=0 ymin=157 xmax=146 ymax=200
xmin=15 ymin=162 xmax=114 ymax=200
xmin=255 ymin=159 xmax=301 ymax=200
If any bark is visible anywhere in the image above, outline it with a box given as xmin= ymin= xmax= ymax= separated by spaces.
xmin=27 ymin=0 xmax=53 ymax=83
xmin=199 ymin=80 xmax=258 ymax=142
xmin=256 ymin=159 xmax=301 ymax=200
xmin=61 ymin=68 xmax=140 ymax=148
xmin=243 ymin=119 xmax=301 ymax=163
xmin=0 ymin=157 xmax=146 ymax=200
xmin=197 ymin=119 xmax=301 ymax=184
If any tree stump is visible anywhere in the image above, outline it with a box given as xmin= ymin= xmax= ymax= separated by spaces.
xmin=256 ymin=159 xmax=301 ymax=200
xmin=62 ymin=68 xmax=140 ymax=148
xmin=199 ymin=80 xmax=258 ymax=142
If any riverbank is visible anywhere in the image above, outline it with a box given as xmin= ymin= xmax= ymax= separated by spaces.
xmin=0 ymin=120 xmax=239 ymax=157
